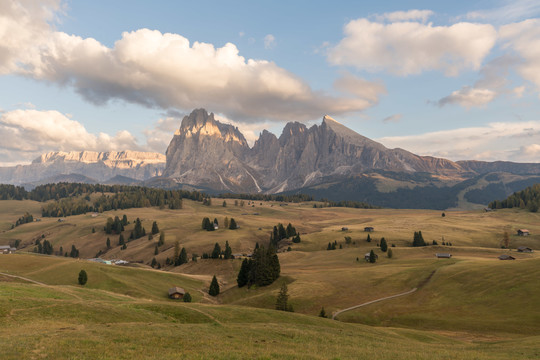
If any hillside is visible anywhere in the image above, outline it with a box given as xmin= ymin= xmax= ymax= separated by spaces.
xmin=1 ymin=253 xmax=539 ymax=359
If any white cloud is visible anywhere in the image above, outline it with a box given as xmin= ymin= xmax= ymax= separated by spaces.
xmin=264 ymin=34 xmax=276 ymax=49
xmin=0 ymin=109 xmax=141 ymax=163
xmin=144 ymin=117 xmax=181 ymax=153
xmin=500 ymin=19 xmax=540 ymax=93
xmin=464 ymin=0 xmax=540 ymax=23
xmin=0 ymin=2 xmax=381 ymax=123
xmin=437 ymin=86 xmax=496 ymax=108
xmin=375 ymin=10 xmax=433 ymax=23
xmin=378 ymin=120 xmax=540 ymax=162
xmin=328 ymin=18 xmax=497 ymax=76
xmin=382 ymin=114 xmax=402 ymax=123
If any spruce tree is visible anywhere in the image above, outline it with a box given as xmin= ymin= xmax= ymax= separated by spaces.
xmin=151 ymin=221 xmax=159 ymax=235
xmin=380 ymin=237 xmax=388 ymax=252
xmin=154 ymin=245 xmax=159 ymax=255
xmin=222 ymin=200 xmax=227 ymax=207
xmin=369 ymin=250 xmax=377 ymax=263
xmin=119 ymin=234 xmax=125 ymax=246
xmin=275 ymin=282 xmax=289 ymax=311
xmin=319 ymin=307 xmax=327 ymax=318
xmin=151 ymin=257 xmax=157 ymax=268
xmin=158 ymin=231 xmax=165 ymax=246
xmin=183 ymin=292 xmax=192 ymax=302
xmin=209 ymin=275 xmax=220 ymax=296
xmin=367 ymin=234 xmax=371 ymax=242
xmin=179 ymin=247 xmax=188 ymax=265
xmin=229 ymin=218 xmax=238 ymax=229
xmin=78 ymin=270 xmax=88 ymax=285
xmin=387 ymin=248 xmax=393 ymax=259
xmin=211 ymin=243 xmax=221 ymax=259
xmin=237 ymin=258 xmax=251 ymax=287
xmin=106 ymin=237 xmax=111 ymax=249
xmin=224 ymin=241 xmax=232 ymax=259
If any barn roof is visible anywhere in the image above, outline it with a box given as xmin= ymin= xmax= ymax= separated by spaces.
xmin=168 ymin=287 xmax=185 ymax=295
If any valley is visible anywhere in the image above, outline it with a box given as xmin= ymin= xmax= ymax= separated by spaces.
xmin=1 ymin=196 xmax=539 ymax=358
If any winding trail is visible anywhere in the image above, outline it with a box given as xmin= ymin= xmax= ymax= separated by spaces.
xmin=0 ymin=272 xmax=48 ymax=286
xmin=332 ymin=287 xmax=417 ymax=320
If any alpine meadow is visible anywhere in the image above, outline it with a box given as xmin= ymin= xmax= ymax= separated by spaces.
xmin=1 ymin=1 xmax=540 ymax=359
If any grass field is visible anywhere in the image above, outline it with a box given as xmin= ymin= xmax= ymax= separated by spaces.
xmin=1 ymin=199 xmax=540 ymax=358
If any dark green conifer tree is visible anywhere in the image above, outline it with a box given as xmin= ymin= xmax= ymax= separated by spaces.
xmin=380 ymin=237 xmax=388 ymax=252
xmin=275 ymin=282 xmax=289 ymax=311
xmin=369 ymin=249 xmax=377 ymax=263
xmin=78 ymin=270 xmax=88 ymax=285
xmin=229 ymin=218 xmax=238 ymax=229
xmin=151 ymin=221 xmax=159 ymax=235
xmin=209 ymin=275 xmax=220 ymax=296
xmin=224 ymin=240 xmax=232 ymax=259
xmin=211 ymin=243 xmax=221 ymax=259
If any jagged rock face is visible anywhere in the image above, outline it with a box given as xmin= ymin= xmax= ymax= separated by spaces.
xmin=163 ymin=109 xmax=261 ymax=192
xmin=0 ymin=151 xmax=165 ymax=185
xmin=163 ymin=110 xmax=474 ymax=193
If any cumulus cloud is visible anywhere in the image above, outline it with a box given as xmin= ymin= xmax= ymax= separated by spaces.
xmin=328 ymin=17 xmax=497 ymax=76
xmin=437 ymin=87 xmax=496 ymax=108
xmin=374 ymin=9 xmax=433 ymax=23
xmin=0 ymin=109 xmax=141 ymax=163
xmin=378 ymin=120 xmax=540 ymax=162
xmin=0 ymin=1 xmax=381 ymax=123
xmin=500 ymin=19 xmax=540 ymax=93
xmin=264 ymin=34 xmax=276 ymax=49
xmin=144 ymin=117 xmax=181 ymax=153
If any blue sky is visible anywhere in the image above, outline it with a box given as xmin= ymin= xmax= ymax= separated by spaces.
xmin=1 ymin=0 xmax=540 ymax=165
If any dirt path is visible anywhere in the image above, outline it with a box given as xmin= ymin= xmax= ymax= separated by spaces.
xmin=0 ymin=272 xmax=48 ymax=286
xmin=332 ymin=288 xmax=417 ymax=320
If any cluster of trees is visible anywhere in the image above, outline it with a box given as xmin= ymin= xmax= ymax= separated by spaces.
xmin=14 ymin=212 xmax=33 ymax=227
xmin=489 ymin=184 xmax=540 ymax=212
xmin=237 ymin=244 xmax=280 ymax=288
xmin=412 ymin=231 xmax=427 ymax=247
xmin=270 ymin=223 xmax=300 ymax=247
xmin=327 ymin=240 xmax=340 ymax=250
xmin=315 ymin=200 xmax=378 ymax=209
xmin=21 ymin=183 xmax=206 ymax=217
xmin=201 ymin=217 xmax=237 ymax=231
xmin=34 ymin=238 xmax=54 ymax=255
xmin=218 ymin=193 xmax=313 ymax=203
xmin=104 ymin=215 xmax=128 ymax=234
xmin=201 ymin=241 xmax=233 ymax=260
xmin=0 ymin=184 xmax=27 ymax=200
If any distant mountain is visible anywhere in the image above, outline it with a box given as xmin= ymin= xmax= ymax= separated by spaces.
xmin=163 ymin=108 xmax=540 ymax=209
xmin=0 ymin=151 xmax=165 ymax=185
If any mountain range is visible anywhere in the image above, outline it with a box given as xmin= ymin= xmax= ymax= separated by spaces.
xmin=3 ymin=108 xmax=540 ymax=209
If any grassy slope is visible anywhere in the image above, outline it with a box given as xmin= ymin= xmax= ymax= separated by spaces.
xmin=1 ymin=276 xmax=539 ymax=359
xmin=1 ymin=200 xmax=540 ymax=358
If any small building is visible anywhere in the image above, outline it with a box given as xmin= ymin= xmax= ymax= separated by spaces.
xmin=498 ymin=254 xmax=515 ymax=260
xmin=517 ymin=246 xmax=533 ymax=253
xmin=168 ymin=287 xmax=185 ymax=300
xmin=213 ymin=223 xmax=219 ymax=230
xmin=436 ymin=253 xmax=452 ymax=258
xmin=364 ymin=227 xmax=374 ymax=232
xmin=364 ymin=252 xmax=378 ymax=261
xmin=517 ymin=229 xmax=530 ymax=236
xmin=341 ymin=227 xmax=349 ymax=231
xmin=0 ymin=245 xmax=16 ymax=254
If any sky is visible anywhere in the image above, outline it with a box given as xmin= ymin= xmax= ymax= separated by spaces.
xmin=1 ymin=0 xmax=540 ymax=165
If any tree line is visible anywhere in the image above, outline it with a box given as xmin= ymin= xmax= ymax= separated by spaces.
xmin=489 ymin=183 xmax=540 ymax=212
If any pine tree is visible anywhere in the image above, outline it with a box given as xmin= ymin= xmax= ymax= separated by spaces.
xmin=78 ymin=270 xmax=88 ymax=285
xmin=278 ymin=223 xmax=287 ymax=240
xmin=224 ymin=241 xmax=232 ymax=259
xmin=209 ymin=275 xmax=220 ymax=296
xmin=158 ymin=231 xmax=165 ymax=246
xmin=387 ymin=248 xmax=393 ymax=259
xmin=367 ymin=234 xmax=371 ymax=242
xmin=151 ymin=221 xmax=159 ymax=235
xmin=134 ymin=218 xmax=143 ymax=239
xmin=118 ymin=234 xmax=125 ymax=246
xmin=154 ymin=245 xmax=159 ymax=255
xmin=106 ymin=237 xmax=111 ymax=249
xmin=229 ymin=218 xmax=238 ymax=229
xmin=380 ymin=237 xmax=388 ymax=252
xmin=319 ymin=307 xmax=327 ymax=318
xmin=222 ymin=200 xmax=227 ymax=207
xmin=369 ymin=250 xmax=377 ymax=263
xmin=151 ymin=257 xmax=157 ymax=268
xmin=237 ymin=258 xmax=251 ymax=287
xmin=211 ymin=243 xmax=221 ymax=259
xmin=179 ymin=247 xmax=188 ymax=265
xmin=275 ymin=282 xmax=289 ymax=311
xmin=122 ymin=214 xmax=128 ymax=226
xmin=183 ymin=292 xmax=192 ymax=302
xmin=174 ymin=241 xmax=180 ymax=263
